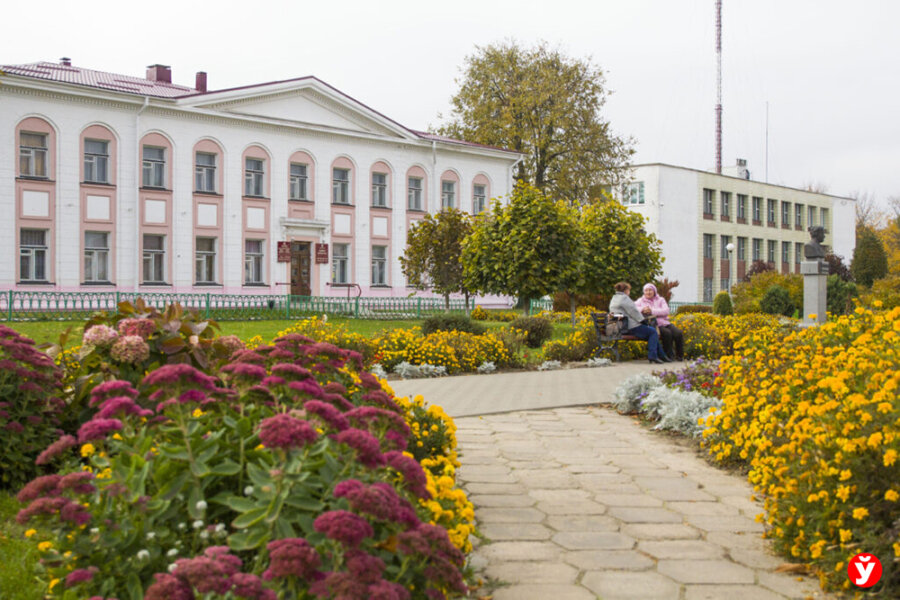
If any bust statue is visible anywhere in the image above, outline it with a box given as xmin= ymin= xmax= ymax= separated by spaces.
xmin=804 ymin=225 xmax=826 ymax=260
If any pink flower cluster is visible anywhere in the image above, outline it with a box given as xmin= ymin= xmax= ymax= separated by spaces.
xmin=384 ymin=451 xmax=430 ymax=499
xmin=17 ymin=472 xmax=94 ymax=527
xmin=117 ymin=318 xmax=157 ymax=339
xmin=145 ymin=546 xmax=276 ymax=600
xmin=308 ymin=550 xmax=409 ymax=600
xmin=333 ymin=479 xmax=418 ymax=527
xmin=333 ymin=428 xmax=385 ymax=468
xmin=83 ymin=325 xmax=118 ymax=348
xmin=258 ymin=414 xmax=318 ymax=451
xmin=263 ymin=538 xmax=322 ymax=581
xmin=77 ymin=418 xmax=123 ymax=442
xmin=110 ymin=335 xmax=150 ymax=365
xmin=312 ymin=510 xmax=374 ymax=547
xmin=397 ymin=524 xmax=467 ymax=597
xmin=217 ymin=334 xmax=245 ymax=356
xmin=35 ymin=434 xmax=77 ymax=465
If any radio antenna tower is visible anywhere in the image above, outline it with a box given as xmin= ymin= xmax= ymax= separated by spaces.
xmin=715 ymin=0 xmax=723 ymax=174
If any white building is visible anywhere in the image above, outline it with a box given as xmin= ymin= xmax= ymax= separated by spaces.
xmin=622 ymin=162 xmax=856 ymax=303
xmin=1 ymin=59 xmax=520 ymax=297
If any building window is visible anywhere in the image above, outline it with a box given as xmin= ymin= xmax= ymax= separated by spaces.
xmin=142 ymin=146 xmax=166 ymax=188
xmin=703 ymin=189 xmax=714 ymax=216
xmin=703 ymin=278 xmax=713 ymax=302
xmin=142 ymin=234 xmax=166 ymax=283
xmin=473 ymin=184 xmax=486 ymax=214
xmin=767 ymin=240 xmax=777 ymax=263
xmin=721 ymin=276 xmax=730 ymax=293
xmin=767 ymin=199 xmax=777 ymax=225
xmin=737 ymin=237 xmax=747 ymax=261
xmin=782 ymin=241 xmax=790 ymax=264
xmin=195 ymin=152 xmax=216 ymax=193
xmin=195 ymin=237 xmax=217 ymax=283
xmin=289 ymin=164 xmax=308 ymax=200
xmin=782 ymin=201 xmax=791 ymax=227
xmin=332 ymin=168 xmax=350 ymax=204
xmin=441 ymin=181 xmax=456 ymax=209
xmin=84 ymin=231 xmax=109 ymax=282
xmin=752 ymin=197 xmax=762 ymax=222
xmin=821 ymin=207 xmax=829 ymax=231
xmin=721 ymin=192 xmax=731 ymax=219
xmin=795 ymin=242 xmax=803 ymax=264
xmin=371 ymin=245 xmax=387 ymax=285
xmin=244 ymin=158 xmax=265 ymax=197
xmin=19 ymin=132 xmax=48 ymax=178
xmin=20 ymin=229 xmax=48 ymax=281
xmin=752 ymin=238 xmax=762 ymax=261
xmin=372 ymin=173 xmax=387 ymax=207
xmin=625 ymin=182 xmax=644 ymax=205
xmin=332 ymin=243 xmax=349 ymax=283
xmin=737 ymin=194 xmax=747 ymax=220
xmin=703 ymin=234 xmax=714 ymax=259
xmin=795 ymin=203 xmax=803 ymax=228
xmin=720 ymin=235 xmax=732 ymax=260
xmin=408 ymin=177 xmax=423 ymax=210
xmin=84 ymin=140 xmax=109 ymax=184
xmin=244 ymin=239 xmax=264 ymax=284
xmin=808 ymin=205 xmax=817 ymax=227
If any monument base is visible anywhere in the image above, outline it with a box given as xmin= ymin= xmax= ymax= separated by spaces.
xmin=801 ymin=260 xmax=827 ymax=326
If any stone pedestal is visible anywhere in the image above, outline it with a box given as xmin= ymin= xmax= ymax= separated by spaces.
xmin=800 ymin=260 xmax=827 ymax=326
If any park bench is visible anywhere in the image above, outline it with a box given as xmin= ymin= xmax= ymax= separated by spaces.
xmin=590 ymin=312 xmax=644 ymax=362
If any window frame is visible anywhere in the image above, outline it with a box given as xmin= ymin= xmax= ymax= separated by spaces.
xmin=767 ymin=199 xmax=777 ymax=225
xmin=84 ymin=231 xmax=110 ymax=283
xmin=243 ymin=239 xmax=265 ymax=284
xmin=795 ymin=203 xmax=803 ymax=228
xmin=703 ymin=278 xmax=714 ymax=303
xmin=195 ymin=152 xmax=217 ymax=194
xmin=703 ymin=189 xmax=715 ymax=216
xmin=332 ymin=242 xmax=349 ymax=284
xmin=332 ymin=168 xmax=350 ymax=205
xmin=821 ymin=207 xmax=829 ymax=231
xmin=767 ymin=240 xmax=777 ymax=263
xmin=84 ymin=139 xmax=110 ymax=184
xmin=782 ymin=241 xmax=790 ymax=264
xmin=142 ymin=146 xmax=166 ymax=188
xmin=737 ymin=237 xmax=747 ymax=261
xmin=244 ymin=158 xmax=265 ymax=197
xmin=19 ymin=228 xmax=48 ymax=282
xmin=703 ymin=234 xmax=714 ymax=259
xmin=752 ymin=197 xmax=762 ymax=222
xmin=473 ymin=184 xmax=486 ymax=215
xmin=737 ymin=194 xmax=747 ymax=220
xmin=19 ymin=132 xmax=49 ymax=178
xmin=407 ymin=177 xmax=423 ymax=211
xmin=142 ymin=233 xmax=166 ymax=284
xmin=195 ymin=236 xmax=217 ymax=284
xmin=441 ymin=180 xmax=455 ymax=209
xmin=720 ymin=235 xmax=732 ymax=260
xmin=371 ymin=172 xmax=387 ymax=208
xmin=371 ymin=245 xmax=387 ymax=286
xmin=781 ymin=201 xmax=791 ymax=227
xmin=289 ymin=163 xmax=309 ymax=201
xmin=808 ymin=206 xmax=817 ymax=227
xmin=752 ymin=238 xmax=762 ymax=261
xmin=720 ymin=192 xmax=731 ymax=218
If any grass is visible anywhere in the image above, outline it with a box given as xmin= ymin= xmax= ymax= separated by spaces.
xmin=0 ymin=492 xmax=44 ymax=600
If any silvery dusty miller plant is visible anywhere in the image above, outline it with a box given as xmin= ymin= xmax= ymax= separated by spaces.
xmin=612 ymin=373 xmax=662 ymax=414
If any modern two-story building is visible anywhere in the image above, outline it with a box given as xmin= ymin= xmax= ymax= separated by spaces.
xmin=1 ymin=59 xmax=521 ymax=297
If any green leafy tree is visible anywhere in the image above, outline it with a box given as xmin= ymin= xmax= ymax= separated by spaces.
xmin=462 ymin=183 xmax=581 ymax=313
xmin=851 ymin=226 xmax=888 ymax=287
xmin=438 ymin=40 xmax=633 ymax=203
xmin=713 ymin=291 xmax=734 ymax=315
xmin=400 ymin=208 xmax=472 ymax=310
xmin=575 ymin=199 xmax=663 ymax=322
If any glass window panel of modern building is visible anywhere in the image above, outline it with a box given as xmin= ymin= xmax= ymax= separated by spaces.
xmin=737 ymin=237 xmax=747 ymax=260
xmin=20 ymin=229 xmax=48 ymax=281
xmin=332 ymin=243 xmax=349 ymax=283
xmin=244 ymin=240 xmax=264 ymax=284
xmin=371 ymin=173 xmax=387 ymax=207
xmin=767 ymin=240 xmax=777 ymax=263
xmin=473 ymin=184 xmax=486 ymax=214
xmin=782 ymin=241 xmax=790 ymax=264
xmin=703 ymin=234 xmax=714 ymax=259
xmin=782 ymin=201 xmax=791 ymax=227
xmin=332 ymin=168 xmax=350 ymax=204
xmin=441 ymin=181 xmax=455 ymax=209
xmin=142 ymin=146 xmax=166 ymax=188
xmin=84 ymin=231 xmax=110 ymax=282
xmin=142 ymin=234 xmax=166 ymax=283
xmin=721 ymin=192 xmax=731 ymax=219
xmin=752 ymin=238 xmax=762 ymax=261
xmin=767 ymin=199 xmax=777 ymax=225
xmin=737 ymin=194 xmax=747 ymax=221
xmin=19 ymin=132 xmax=48 ymax=178
xmin=821 ymin=208 xmax=829 ymax=231
xmin=752 ymin=197 xmax=762 ymax=223
xmin=195 ymin=237 xmax=217 ymax=283
xmin=290 ymin=164 xmax=308 ymax=200
xmin=244 ymin=158 xmax=265 ymax=197
xmin=407 ymin=177 xmax=423 ymax=210
xmin=371 ymin=245 xmax=387 ymax=285
xmin=795 ymin=203 xmax=803 ymax=228
xmin=703 ymin=189 xmax=714 ymax=216
xmin=625 ymin=182 xmax=644 ymax=205
xmin=195 ymin=152 xmax=216 ymax=193
xmin=84 ymin=140 xmax=109 ymax=183
xmin=720 ymin=235 xmax=732 ymax=260
xmin=808 ymin=206 xmax=817 ymax=227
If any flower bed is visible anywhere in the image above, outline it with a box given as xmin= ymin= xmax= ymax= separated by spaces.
xmin=12 ymin=309 xmax=475 ymax=599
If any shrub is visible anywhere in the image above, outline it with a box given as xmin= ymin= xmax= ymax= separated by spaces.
xmin=760 ymin=284 xmax=794 ymax=316
xmin=826 ymin=274 xmax=857 ymax=316
xmin=851 ymin=226 xmax=888 ymax=287
xmin=652 ymin=277 xmax=680 ymax=303
xmin=19 ymin=336 xmax=470 ymax=599
xmin=701 ymin=306 xmax=900 ymax=593
xmin=394 ymin=361 xmax=448 ymax=378
xmin=470 ymin=306 xmax=489 ymax=320
xmin=0 ymin=325 xmax=65 ymax=490
xmin=656 ymin=358 xmax=722 ymax=397
xmin=421 ymin=313 xmax=486 ymax=336
xmin=673 ymin=304 xmax=712 ymax=315
xmin=508 ymin=317 xmax=553 ymax=348
xmin=484 ymin=310 xmax=519 ymax=322
xmin=378 ymin=329 xmax=515 ymax=374
xmin=640 ymin=386 xmax=722 ymax=437
xmin=542 ymin=328 xmax=594 ymax=363
xmin=712 ymin=291 xmax=733 ymax=316
xmin=277 ymin=317 xmax=377 ymax=363
xmin=859 ymin=274 xmax=900 ymax=310
xmin=671 ymin=313 xmax=790 ymax=360
xmin=537 ymin=360 xmax=562 ymax=371
xmin=732 ymin=271 xmax=802 ymax=314
xmin=612 ymin=373 xmax=662 ymax=414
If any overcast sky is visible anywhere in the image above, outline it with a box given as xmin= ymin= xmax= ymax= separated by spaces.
xmin=5 ymin=0 xmax=898 ymax=204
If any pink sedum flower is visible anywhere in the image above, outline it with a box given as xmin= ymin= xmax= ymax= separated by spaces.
xmin=258 ymin=414 xmax=318 ymax=450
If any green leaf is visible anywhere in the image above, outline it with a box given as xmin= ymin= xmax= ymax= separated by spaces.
xmin=210 ymin=459 xmax=242 ymax=476
xmin=157 ymin=470 xmax=189 ymax=501
xmin=284 ymin=495 xmax=324 ymax=512
xmin=232 ymin=506 xmax=268 ymax=529
xmin=228 ymin=527 xmax=269 ymax=551
xmin=217 ymin=496 xmax=257 ymax=512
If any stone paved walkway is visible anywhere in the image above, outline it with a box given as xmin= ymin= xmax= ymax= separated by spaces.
xmin=392 ymin=367 xmax=833 ymax=599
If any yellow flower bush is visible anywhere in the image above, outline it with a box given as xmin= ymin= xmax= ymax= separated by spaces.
xmin=276 ymin=317 xmax=377 ymax=362
xmin=470 ymin=306 xmax=489 ymax=320
xmin=701 ymin=305 xmax=900 ymax=592
xmin=672 ymin=312 xmax=789 ymax=359
xmin=375 ymin=328 xmax=514 ymax=373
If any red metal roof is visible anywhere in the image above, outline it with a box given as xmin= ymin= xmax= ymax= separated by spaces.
xmin=1 ymin=61 xmax=199 ymax=98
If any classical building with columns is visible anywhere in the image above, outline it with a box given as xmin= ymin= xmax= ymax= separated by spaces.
xmin=1 ymin=59 xmax=520 ymax=297
xmin=621 ymin=162 xmax=856 ymax=303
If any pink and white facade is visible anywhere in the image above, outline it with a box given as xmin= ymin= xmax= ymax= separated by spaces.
xmin=1 ymin=60 xmax=521 ymax=297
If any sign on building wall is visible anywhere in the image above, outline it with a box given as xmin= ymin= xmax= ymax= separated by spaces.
xmin=277 ymin=242 xmax=291 ymax=263
xmin=315 ymin=243 xmax=329 ymax=264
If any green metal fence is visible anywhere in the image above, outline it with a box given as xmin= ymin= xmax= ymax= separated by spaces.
xmin=0 ymin=290 xmax=478 ymax=322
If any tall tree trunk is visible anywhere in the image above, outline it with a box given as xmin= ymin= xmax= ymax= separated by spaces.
xmin=464 ymin=291 xmax=470 ymax=316
xmin=444 ymin=292 xmax=451 ymax=312
xmin=570 ymin=293 xmax=578 ymax=328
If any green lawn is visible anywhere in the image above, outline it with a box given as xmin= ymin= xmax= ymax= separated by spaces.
xmin=0 ymin=492 xmax=44 ymax=600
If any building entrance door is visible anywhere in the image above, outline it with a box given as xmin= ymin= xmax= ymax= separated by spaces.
xmin=290 ymin=242 xmax=311 ymax=296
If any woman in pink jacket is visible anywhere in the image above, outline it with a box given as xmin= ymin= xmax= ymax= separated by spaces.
xmin=634 ymin=283 xmax=684 ymax=361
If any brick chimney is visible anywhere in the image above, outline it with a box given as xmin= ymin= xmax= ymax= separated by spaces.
xmin=195 ymin=71 xmax=207 ymax=92
xmin=146 ymin=64 xmax=172 ymax=84
xmin=59 ymin=57 xmax=72 ymax=66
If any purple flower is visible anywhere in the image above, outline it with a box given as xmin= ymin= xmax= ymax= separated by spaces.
xmin=258 ymin=414 xmax=318 ymax=450
xmin=367 ymin=580 xmax=411 ymax=600
xmin=17 ymin=474 xmax=63 ymax=502
xmin=304 ymin=400 xmax=349 ymax=431
xmin=60 ymin=500 xmax=92 ymax=525
xmin=89 ymin=380 xmax=138 ymax=406
xmin=270 ymin=363 xmax=313 ymax=380
xmin=36 ymin=435 xmax=78 ymax=465
xmin=96 ymin=396 xmax=151 ymax=420
xmin=173 ymin=556 xmax=233 ymax=594
xmin=142 ymin=364 xmax=218 ymax=390
xmin=117 ymin=318 xmax=157 ymax=339
xmin=345 ymin=549 xmax=384 ymax=579
xmin=110 ymin=335 xmax=150 ymax=365
xmin=323 ymin=382 xmax=348 ymax=396
xmin=5 ymin=421 xmax=24 ymax=433
xmin=384 ymin=451 xmax=430 ymax=499
xmin=16 ymin=496 xmax=68 ymax=524
xmin=83 ymin=325 xmax=118 ymax=348
xmin=345 ymin=406 xmax=410 ymax=438
xmin=333 ymin=428 xmax=384 ymax=468
xmin=263 ymin=538 xmax=322 ymax=580
xmin=203 ymin=546 xmax=243 ymax=575
xmin=221 ymin=363 xmax=268 ymax=382
xmin=313 ymin=510 xmax=374 ymax=547
xmin=59 ymin=471 xmax=96 ymax=493
xmin=65 ymin=567 xmax=98 ymax=587
xmin=287 ymin=379 xmax=324 ymax=399
xmin=77 ymin=418 xmax=123 ymax=442
xmin=144 ymin=573 xmax=195 ymax=600
xmin=230 ymin=573 xmax=276 ymax=600
xmin=178 ymin=389 xmax=207 ymax=404
xmin=333 ymin=479 xmax=417 ymax=526
xmin=216 ymin=335 xmax=245 ymax=356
